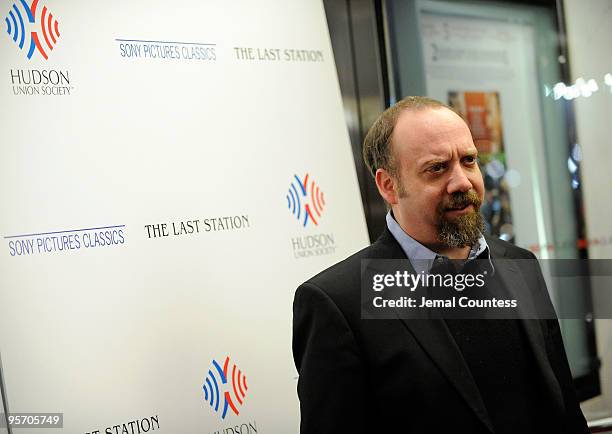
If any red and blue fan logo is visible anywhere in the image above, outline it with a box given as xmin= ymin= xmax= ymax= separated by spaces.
xmin=203 ymin=356 xmax=249 ymax=420
xmin=286 ymin=173 xmax=326 ymax=227
xmin=4 ymin=0 xmax=60 ymax=60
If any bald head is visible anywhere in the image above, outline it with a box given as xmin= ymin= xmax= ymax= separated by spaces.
xmin=362 ymin=96 xmax=459 ymax=179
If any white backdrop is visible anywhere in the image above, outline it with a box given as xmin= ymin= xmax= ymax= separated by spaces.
xmin=0 ymin=1 xmax=370 ymax=432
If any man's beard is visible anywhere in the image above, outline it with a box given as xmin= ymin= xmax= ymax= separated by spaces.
xmin=436 ymin=191 xmax=484 ymax=248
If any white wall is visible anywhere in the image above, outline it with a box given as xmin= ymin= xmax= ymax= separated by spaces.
xmin=0 ymin=1 xmax=369 ymax=432
xmin=564 ymin=0 xmax=612 ymax=420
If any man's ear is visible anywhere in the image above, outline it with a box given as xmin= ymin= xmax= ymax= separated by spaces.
xmin=375 ymin=168 xmax=399 ymax=205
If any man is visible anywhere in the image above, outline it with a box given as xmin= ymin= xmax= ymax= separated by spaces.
xmin=292 ymin=96 xmax=588 ymax=433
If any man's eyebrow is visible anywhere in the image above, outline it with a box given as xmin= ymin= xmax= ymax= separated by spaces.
xmin=418 ymin=150 xmax=479 ymax=169
xmin=419 ymin=157 xmax=448 ymax=169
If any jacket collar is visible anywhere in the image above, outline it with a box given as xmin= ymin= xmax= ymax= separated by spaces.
xmin=369 ymin=227 xmax=565 ymax=432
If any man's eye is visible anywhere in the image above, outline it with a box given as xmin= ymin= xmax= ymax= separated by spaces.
xmin=464 ymin=156 xmax=477 ymax=164
xmin=429 ymin=163 xmax=445 ymax=173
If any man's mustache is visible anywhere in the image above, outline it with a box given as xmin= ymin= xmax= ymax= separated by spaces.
xmin=438 ymin=191 xmax=482 ymax=213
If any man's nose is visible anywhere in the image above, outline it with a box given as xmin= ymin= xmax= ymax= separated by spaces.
xmin=447 ymin=163 xmax=472 ymax=194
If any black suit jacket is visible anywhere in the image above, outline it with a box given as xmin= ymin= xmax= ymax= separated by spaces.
xmin=293 ymin=228 xmax=589 ymax=433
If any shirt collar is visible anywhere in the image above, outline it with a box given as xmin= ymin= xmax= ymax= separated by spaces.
xmin=468 ymin=232 xmax=488 ymax=260
xmin=385 ymin=211 xmax=492 ymax=274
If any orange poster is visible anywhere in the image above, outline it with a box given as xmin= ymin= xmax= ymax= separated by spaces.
xmin=449 ymin=91 xmax=504 ymax=154
xmin=448 ymin=91 xmax=513 ymax=241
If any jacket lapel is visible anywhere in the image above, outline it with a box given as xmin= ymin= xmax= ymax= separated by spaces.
xmin=373 ymin=229 xmax=566 ymax=430
xmin=488 ymin=240 xmax=566 ymax=418
xmin=372 ymin=229 xmax=495 ymax=432
xmin=399 ymin=318 xmax=495 ymax=432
